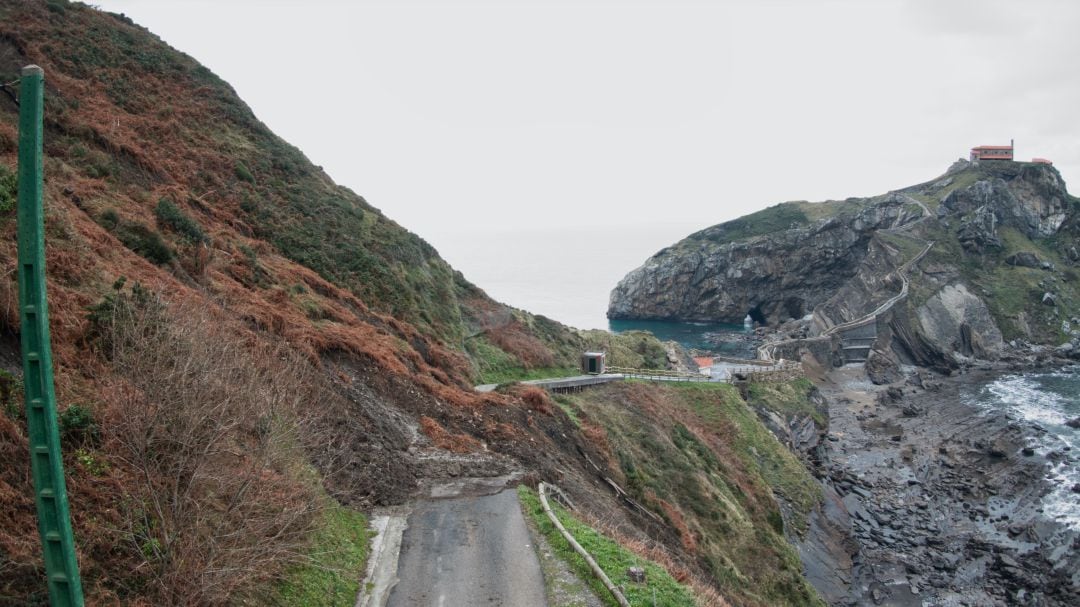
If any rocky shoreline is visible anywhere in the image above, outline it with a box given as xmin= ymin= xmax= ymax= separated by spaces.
xmin=701 ymin=328 xmax=762 ymax=359
xmin=802 ymin=364 xmax=1079 ymax=606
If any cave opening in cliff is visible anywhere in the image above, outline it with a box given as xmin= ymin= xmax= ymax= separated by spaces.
xmin=783 ymin=297 xmax=806 ymax=321
xmin=747 ymin=306 xmax=767 ymax=326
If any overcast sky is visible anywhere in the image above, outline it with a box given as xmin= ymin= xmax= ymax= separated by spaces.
xmin=90 ymin=0 xmax=1078 ymax=240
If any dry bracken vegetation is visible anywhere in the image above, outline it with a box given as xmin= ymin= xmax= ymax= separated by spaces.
xmin=0 ymin=3 xmax=821 ymax=606
xmin=89 ymin=288 xmax=330 ymax=604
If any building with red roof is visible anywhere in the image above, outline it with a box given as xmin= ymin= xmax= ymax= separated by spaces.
xmin=970 ymin=139 xmax=1014 ymax=161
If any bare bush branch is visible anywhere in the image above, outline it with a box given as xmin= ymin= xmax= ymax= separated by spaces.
xmin=95 ymin=290 xmax=331 ymax=604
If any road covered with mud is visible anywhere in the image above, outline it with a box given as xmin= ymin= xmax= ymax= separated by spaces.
xmin=386 ymin=486 xmax=546 ymax=607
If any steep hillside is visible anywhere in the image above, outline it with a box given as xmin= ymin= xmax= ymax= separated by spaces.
xmin=0 ymin=2 xmax=689 ymax=604
xmin=553 ymin=381 xmax=827 ymax=607
xmin=609 ymin=159 xmax=1080 ymax=366
xmin=0 ymin=0 xmax=656 ymax=384
xmin=1 ymin=0 xmax=481 ymax=344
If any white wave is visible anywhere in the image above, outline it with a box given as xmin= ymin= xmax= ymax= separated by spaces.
xmin=1047 ymin=363 xmax=1080 ymax=377
xmin=1042 ymin=461 xmax=1080 ymax=529
xmin=982 ymin=376 xmax=1070 ymax=426
xmin=969 ymin=370 xmax=1080 ymax=531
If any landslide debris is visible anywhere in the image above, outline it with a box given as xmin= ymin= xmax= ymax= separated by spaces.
xmin=0 ymin=3 xmax=682 ymax=603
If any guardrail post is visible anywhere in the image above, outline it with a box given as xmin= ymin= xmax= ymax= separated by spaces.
xmin=17 ymin=65 xmax=85 ymax=607
xmin=539 ymin=483 xmax=631 ymax=607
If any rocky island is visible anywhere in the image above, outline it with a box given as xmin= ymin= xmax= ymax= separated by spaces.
xmin=610 ymin=159 xmax=1080 ymax=605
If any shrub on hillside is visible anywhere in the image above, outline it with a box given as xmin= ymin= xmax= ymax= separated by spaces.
xmin=58 ymin=404 xmax=99 ymax=447
xmin=234 ymin=161 xmax=255 ymax=183
xmin=86 ymin=278 xmax=159 ymax=354
xmin=93 ymin=210 xmax=174 ymax=264
xmin=45 ymin=0 xmax=69 ymax=15
xmin=89 ymin=289 xmax=327 ymax=602
xmin=154 ymin=197 xmax=207 ymax=243
xmin=0 ymin=163 xmax=16 ymax=214
xmin=0 ymin=369 xmax=22 ymax=421
xmin=97 ymin=208 xmax=120 ymax=230
xmin=115 ymin=221 xmax=173 ymax=264
xmin=83 ymin=149 xmax=112 ymax=178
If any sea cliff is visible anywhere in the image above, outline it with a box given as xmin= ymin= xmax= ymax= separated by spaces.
xmin=610 ymin=161 xmax=1080 ymax=366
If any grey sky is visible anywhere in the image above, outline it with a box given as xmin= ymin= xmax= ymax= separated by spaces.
xmin=92 ymin=0 xmax=1078 ymax=236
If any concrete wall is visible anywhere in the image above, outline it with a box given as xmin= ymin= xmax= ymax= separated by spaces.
xmin=769 ymin=334 xmax=842 ymax=368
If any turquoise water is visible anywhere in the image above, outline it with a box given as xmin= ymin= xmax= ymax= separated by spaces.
xmin=608 ymin=318 xmax=752 ymax=354
xmin=423 ymin=225 xmax=753 ymax=353
xmin=965 ymin=365 xmax=1080 ymax=530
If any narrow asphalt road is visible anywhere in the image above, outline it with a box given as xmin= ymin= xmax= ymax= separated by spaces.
xmin=386 ymin=488 xmax=547 ymax=607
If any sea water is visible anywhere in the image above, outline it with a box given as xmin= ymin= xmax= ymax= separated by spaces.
xmin=608 ymin=318 xmax=752 ymax=355
xmin=964 ymin=366 xmax=1080 ymax=530
xmin=422 ymin=224 xmax=705 ymax=331
xmin=423 ymin=225 xmax=752 ymax=352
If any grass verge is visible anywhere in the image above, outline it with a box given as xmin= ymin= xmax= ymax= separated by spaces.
xmin=518 ymin=485 xmax=698 ymax=607
xmin=271 ymin=502 xmax=372 ymax=606
xmin=479 ymin=366 xmax=580 ymax=386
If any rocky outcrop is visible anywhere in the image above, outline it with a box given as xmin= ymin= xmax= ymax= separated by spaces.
xmin=954 ymin=205 xmax=1002 ymax=252
xmin=1005 ymin=251 xmax=1042 ymax=267
xmin=813 ymin=236 xmax=910 ymax=331
xmin=611 ymin=161 xmax=1077 ymax=367
xmin=608 ymin=195 xmax=924 ymax=324
xmin=915 ymin=283 xmax=1004 ymax=360
xmin=865 ymin=322 xmax=902 ymax=385
xmin=939 ymin=162 xmax=1070 ymax=240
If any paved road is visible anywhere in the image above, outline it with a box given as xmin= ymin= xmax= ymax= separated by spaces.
xmin=475 ymin=373 xmax=625 ymax=393
xmin=386 ymin=489 xmax=547 ymax=607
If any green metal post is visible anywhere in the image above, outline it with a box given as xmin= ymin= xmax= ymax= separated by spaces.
xmin=17 ymin=64 xmax=85 ymax=607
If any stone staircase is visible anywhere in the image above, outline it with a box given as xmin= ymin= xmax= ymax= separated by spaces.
xmin=823 ymin=241 xmax=934 ymax=363
xmin=837 ymin=321 xmax=877 ymax=364
xmin=758 ymin=240 xmax=934 ymax=366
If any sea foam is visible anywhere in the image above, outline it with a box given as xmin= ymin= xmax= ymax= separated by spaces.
xmin=968 ymin=368 xmax=1080 ymax=530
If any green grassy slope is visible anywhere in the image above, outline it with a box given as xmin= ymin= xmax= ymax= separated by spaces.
xmin=557 ymin=381 xmax=824 ymax=607
xmin=518 ymin=486 xmax=699 ymax=607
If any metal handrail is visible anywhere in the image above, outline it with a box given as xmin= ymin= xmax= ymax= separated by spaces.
xmin=604 ymin=366 xmax=708 ymax=381
xmin=822 ymin=241 xmax=933 ymax=336
xmin=759 ymin=239 xmax=934 ymax=362
xmin=538 ymin=483 xmax=631 ymax=607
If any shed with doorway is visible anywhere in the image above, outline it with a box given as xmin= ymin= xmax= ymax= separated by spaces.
xmin=581 ymin=351 xmax=606 ymax=375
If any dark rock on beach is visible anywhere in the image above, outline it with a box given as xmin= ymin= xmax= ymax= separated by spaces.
xmin=800 ymin=367 xmax=1080 ymax=606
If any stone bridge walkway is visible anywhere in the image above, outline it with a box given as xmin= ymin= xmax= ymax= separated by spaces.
xmin=759 ymin=195 xmax=935 ymax=364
